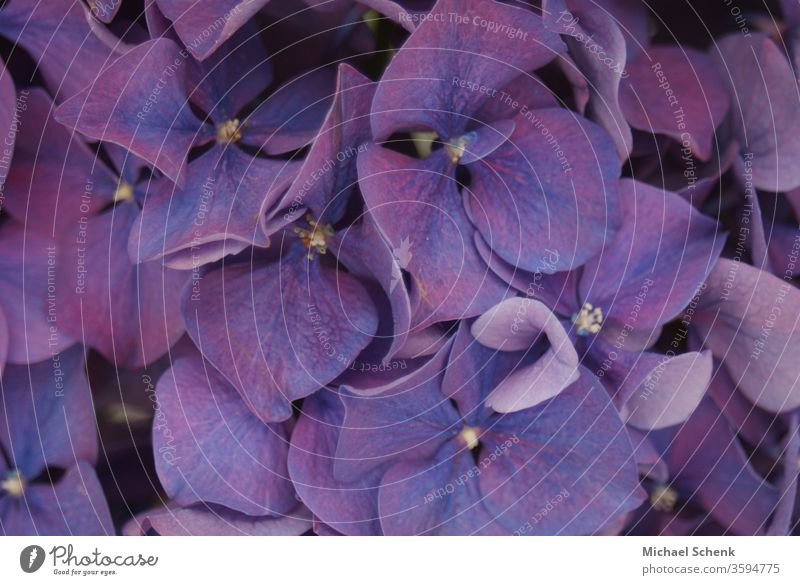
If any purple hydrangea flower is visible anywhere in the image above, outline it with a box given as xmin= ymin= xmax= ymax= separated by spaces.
xmin=291 ymin=322 xmax=644 ymax=535
xmin=359 ymin=0 xmax=626 ymax=329
xmin=56 ymin=30 xmax=335 ymax=267
xmin=474 ymin=179 xmax=722 ymax=426
xmin=0 ymin=0 xmax=113 ymax=101
xmin=180 ymin=64 xmax=396 ymax=422
xmin=0 ymin=347 xmax=113 ymax=535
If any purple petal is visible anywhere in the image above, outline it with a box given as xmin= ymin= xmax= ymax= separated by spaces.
xmin=335 ymin=360 xmax=459 ymax=481
xmin=278 ymin=64 xmax=373 ymax=224
xmin=378 ymin=451 xmax=507 ymax=535
xmin=543 ymin=0 xmax=632 ymax=159
xmin=371 ymin=0 xmax=564 ymax=140
xmin=0 ymin=0 xmax=114 ymax=101
xmin=181 ymin=244 xmax=378 ymax=422
xmin=393 ymin=325 xmax=450 ymax=359
xmin=130 ymin=146 xmax=297 ymax=267
xmin=766 ymin=413 xmax=798 ymax=535
xmin=88 ymin=0 xmax=123 ymax=23
xmin=155 ymin=0 xmax=271 ymax=61
xmin=474 ymin=236 xmax=581 ymax=316
xmin=470 ymin=298 xmax=580 ymax=412
xmin=243 ymin=67 xmax=337 ymax=156
xmin=617 ymin=349 xmax=713 ymax=431
xmin=1 ymin=463 xmax=113 ymax=535
xmin=0 ymin=346 xmax=96 ymax=478
xmin=358 ymin=146 xmax=510 ymax=328
xmin=706 ymin=363 xmax=782 ymax=447
xmin=186 ymin=22 xmax=273 ymax=121
xmin=474 ymin=72 xmax=558 ymax=122
xmin=580 ymin=179 xmax=724 ymax=330
xmin=55 ymin=39 xmax=209 ymax=185
xmin=668 ymin=399 xmax=779 ymax=535
xmin=593 ymin=0 xmax=650 ymax=57
xmin=457 ymin=119 xmax=515 ymax=165
xmin=480 ymin=369 xmax=644 ymax=534
xmin=333 ymin=216 xmax=412 ymax=362
xmin=288 ymin=391 xmax=382 ymax=535
xmin=468 ymin=108 xmax=621 ymax=273
xmin=0 ymin=58 xmax=15 ymax=173
xmin=3 ymin=89 xmax=116 ymax=235
xmin=154 ymin=353 xmax=296 ymax=516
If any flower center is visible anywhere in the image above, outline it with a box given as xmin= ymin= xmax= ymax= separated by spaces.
xmin=457 ymin=426 xmax=480 ymax=450
xmin=1 ymin=469 xmax=26 ymax=497
xmin=216 ymin=118 xmax=243 ymax=143
xmin=444 ymin=132 xmax=476 ymax=164
xmin=572 ymin=302 xmax=603 ymax=336
xmin=649 ymin=484 xmax=678 ymax=513
xmin=113 ymin=180 xmax=134 ymax=203
xmin=294 ymin=215 xmax=334 ymax=260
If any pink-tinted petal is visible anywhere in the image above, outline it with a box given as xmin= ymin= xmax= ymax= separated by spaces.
xmin=713 ymin=33 xmax=800 ymax=191
xmin=694 ymin=258 xmax=800 ymax=413
xmin=3 ymin=89 xmax=116 ymax=235
xmin=56 ymin=203 xmax=187 ymax=368
xmin=621 ymin=46 xmax=729 ymax=161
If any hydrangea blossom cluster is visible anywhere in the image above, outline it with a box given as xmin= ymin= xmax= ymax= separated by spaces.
xmin=0 ymin=0 xmax=798 ymax=536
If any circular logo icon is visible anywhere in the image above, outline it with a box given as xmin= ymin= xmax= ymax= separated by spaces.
xmin=20 ymin=545 xmax=46 ymax=573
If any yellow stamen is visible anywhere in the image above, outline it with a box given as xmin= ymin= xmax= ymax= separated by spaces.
xmin=216 ymin=118 xmax=243 ymax=143
xmin=649 ymin=484 xmax=678 ymax=513
xmin=572 ymin=302 xmax=603 ymax=336
xmin=293 ymin=214 xmax=334 ymax=260
xmin=1 ymin=470 xmax=26 ymax=497
xmin=411 ymin=131 xmax=438 ymax=159
xmin=445 ymin=134 xmax=471 ymax=164
xmin=457 ymin=426 xmax=480 ymax=450
xmin=113 ymin=180 xmax=134 ymax=203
